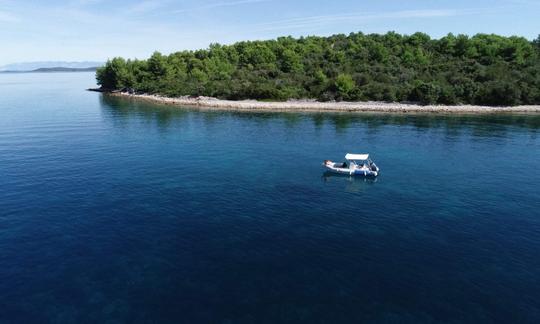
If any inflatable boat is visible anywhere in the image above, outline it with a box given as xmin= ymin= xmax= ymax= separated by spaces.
xmin=323 ymin=153 xmax=379 ymax=177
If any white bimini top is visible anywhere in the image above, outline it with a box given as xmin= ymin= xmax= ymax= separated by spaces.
xmin=345 ymin=153 xmax=369 ymax=160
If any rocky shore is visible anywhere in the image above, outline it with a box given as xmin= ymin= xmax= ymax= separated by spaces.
xmin=90 ymin=89 xmax=540 ymax=113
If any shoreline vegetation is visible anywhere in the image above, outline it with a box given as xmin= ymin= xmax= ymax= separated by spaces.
xmin=90 ymin=89 xmax=540 ymax=113
xmin=96 ymin=31 xmax=540 ymax=108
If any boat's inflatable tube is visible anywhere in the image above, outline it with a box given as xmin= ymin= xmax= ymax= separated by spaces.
xmin=322 ymin=162 xmax=379 ymax=177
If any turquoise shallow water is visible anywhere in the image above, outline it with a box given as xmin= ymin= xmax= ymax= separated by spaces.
xmin=1 ymin=72 xmax=540 ymax=323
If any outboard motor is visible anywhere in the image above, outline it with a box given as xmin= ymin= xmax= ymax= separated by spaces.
xmin=370 ymin=163 xmax=379 ymax=172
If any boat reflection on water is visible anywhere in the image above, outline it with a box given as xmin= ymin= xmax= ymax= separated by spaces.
xmin=322 ymin=171 xmax=378 ymax=193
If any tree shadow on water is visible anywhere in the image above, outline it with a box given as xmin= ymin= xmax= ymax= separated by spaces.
xmin=99 ymin=94 xmax=190 ymax=131
xmin=99 ymin=94 xmax=540 ymax=139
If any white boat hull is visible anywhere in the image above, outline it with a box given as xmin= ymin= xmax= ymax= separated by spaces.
xmin=323 ymin=163 xmax=379 ymax=177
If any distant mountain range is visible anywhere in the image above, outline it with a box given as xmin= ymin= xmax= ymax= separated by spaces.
xmin=0 ymin=67 xmax=99 ymax=73
xmin=0 ymin=61 xmax=103 ymax=72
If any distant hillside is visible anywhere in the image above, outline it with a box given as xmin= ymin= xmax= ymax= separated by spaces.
xmin=96 ymin=32 xmax=540 ymax=106
xmin=32 ymin=67 xmax=98 ymax=72
xmin=0 ymin=67 xmax=99 ymax=73
xmin=0 ymin=61 xmax=103 ymax=72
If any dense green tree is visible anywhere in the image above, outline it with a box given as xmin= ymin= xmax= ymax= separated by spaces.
xmin=533 ymin=35 xmax=540 ymax=52
xmin=476 ymin=81 xmax=522 ymax=106
xmin=335 ymin=74 xmax=355 ymax=99
xmin=96 ymin=57 xmax=132 ymax=90
xmin=96 ymin=31 xmax=540 ymax=106
xmin=279 ymin=49 xmax=303 ymax=73
xmin=409 ymin=82 xmax=441 ymax=105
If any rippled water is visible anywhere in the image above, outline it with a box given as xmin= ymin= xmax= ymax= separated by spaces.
xmin=1 ymin=72 xmax=540 ymax=323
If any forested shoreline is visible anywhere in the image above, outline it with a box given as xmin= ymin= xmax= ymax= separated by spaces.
xmin=96 ymin=32 xmax=540 ymax=106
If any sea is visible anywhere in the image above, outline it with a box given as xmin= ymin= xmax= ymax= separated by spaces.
xmin=1 ymin=72 xmax=539 ymax=323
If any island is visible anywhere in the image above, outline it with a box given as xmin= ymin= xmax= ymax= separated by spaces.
xmin=94 ymin=32 xmax=540 ymax=113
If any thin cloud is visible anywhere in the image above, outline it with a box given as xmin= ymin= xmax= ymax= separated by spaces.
xmin=251 ymin=9 xmax=475 ymax=32
xmin=174 ymin=0 xmax=269 ymax=13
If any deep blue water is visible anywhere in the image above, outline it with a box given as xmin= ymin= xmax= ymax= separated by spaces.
xmin=1 ymin=72 xmax=540 ymax=323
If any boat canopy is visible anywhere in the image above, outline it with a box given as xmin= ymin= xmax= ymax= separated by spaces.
xmin=345 ymin=153 xmax=369 ymax=160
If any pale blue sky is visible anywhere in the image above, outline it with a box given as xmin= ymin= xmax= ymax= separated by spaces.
xmin=1 ymin=0 xmax=539 ymax=65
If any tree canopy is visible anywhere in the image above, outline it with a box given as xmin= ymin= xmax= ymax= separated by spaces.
xmin=97 ymin=32 xmax=540 ymax=106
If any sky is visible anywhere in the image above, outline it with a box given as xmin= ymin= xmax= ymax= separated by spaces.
xmin=1 ymin=0 xmax=539 ymax=65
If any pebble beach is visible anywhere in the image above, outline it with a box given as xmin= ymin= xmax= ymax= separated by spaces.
xmin=104 ymin=91 xmax=540 ymax=114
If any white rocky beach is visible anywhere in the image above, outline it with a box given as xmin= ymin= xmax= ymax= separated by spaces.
xmin=108 ymin=91 xmax=540 ymax=114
